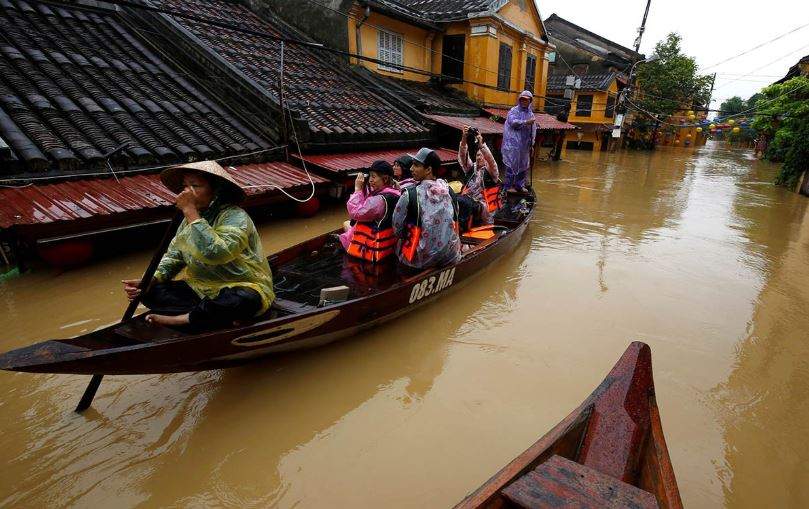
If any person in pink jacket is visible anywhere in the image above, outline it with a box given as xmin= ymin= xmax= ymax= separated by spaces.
xmin=340 ymin=160 xmax=402 ymax=260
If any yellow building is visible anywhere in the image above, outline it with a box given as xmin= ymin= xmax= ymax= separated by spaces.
xmin=546 ymin=73 xmax=624 ymax=152
xmin=658 ymin=109 xmax=709 ymax=147
xmin=344 ymin=0 xmax=553 ymax=109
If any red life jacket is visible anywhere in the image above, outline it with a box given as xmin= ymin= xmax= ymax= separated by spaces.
xmin=346 ymin=192 xmax=400 ymax=263
xmin=400 ymin=184 xmax=459 ymax=263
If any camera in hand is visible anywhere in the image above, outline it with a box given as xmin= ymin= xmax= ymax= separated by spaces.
xmin=466 ymin=126 xmax=480 ymax=161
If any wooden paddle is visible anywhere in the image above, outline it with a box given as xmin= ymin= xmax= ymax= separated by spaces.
xmin=75 ymin=213 xmax=183 ymax=413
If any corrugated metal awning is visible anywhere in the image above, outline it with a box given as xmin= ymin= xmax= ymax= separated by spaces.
xmin=423 ymin=114 xmax=504 ymax=135
xmin=0 ymin=162 xmax=328 ymax=231
xmin=293 ymin=148 xmax=458 ymax=175
xmin=484 ymin=109 xmax=577 ymax=131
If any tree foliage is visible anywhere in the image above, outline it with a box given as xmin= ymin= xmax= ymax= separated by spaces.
xmin=751 ymin=76 xmax=809 ymax=186
xmin=719 ymin=96 xmax=745 ymax=116
xmin=635 ymin=33 xmax=713 ymax=118
xmin=746 ymin=92 xmax=763 ymax=111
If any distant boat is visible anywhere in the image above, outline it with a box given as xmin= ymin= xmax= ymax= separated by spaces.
xmin=454 ymin=341 xmax=683 ymax=509
xmin=0 ymin=192 xmax=535 ymax=376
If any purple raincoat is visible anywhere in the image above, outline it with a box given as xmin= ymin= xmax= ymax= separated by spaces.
xmin=502 ymin=91 xmax=537 ymax=189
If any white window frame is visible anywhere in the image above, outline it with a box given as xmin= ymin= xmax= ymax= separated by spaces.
xmin=377 ymin=29 xmax=404 ymax=73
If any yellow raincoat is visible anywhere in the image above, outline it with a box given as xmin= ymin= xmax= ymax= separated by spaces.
xmin=154 ymin=205 xmax=274 ymax=314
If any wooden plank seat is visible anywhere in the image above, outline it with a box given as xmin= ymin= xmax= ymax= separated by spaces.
xmin=501 ymin=455 xmax=659 ymax=509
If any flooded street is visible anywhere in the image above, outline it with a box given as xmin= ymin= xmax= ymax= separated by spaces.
xmin=1 ymin=141 xmax=808 ymax=508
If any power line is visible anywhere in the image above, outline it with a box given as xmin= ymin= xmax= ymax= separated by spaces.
xmin=700 ymin=21 xmax=809 ymax=71
xmin=712 ymin=41 xmax=809 ymax=92
xmin=626 ymin=79 xmax=808 ymax=127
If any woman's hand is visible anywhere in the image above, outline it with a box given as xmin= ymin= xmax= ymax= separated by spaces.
xmin=122 ymin=278 xmax=142 ymax=301
xmin=460 ymin=125 xmax=468 ymax=146
xmin=175 ymin=188 xmax=198 ymax=213
xmin=354 ymin=172 xmax=366 ymax=192
xmin=476 ymin=132 xmax=484 ymax=146
xmin=525 ymin=117 xmax=536 ymax=125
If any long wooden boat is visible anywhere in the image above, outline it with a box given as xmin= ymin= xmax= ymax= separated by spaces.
xmin=0 ymin=191 xmax=535 ymax=375
xmin=454 ymin=341 xmax=683 ymax=509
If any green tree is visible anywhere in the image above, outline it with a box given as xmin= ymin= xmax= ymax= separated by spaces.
xmin=751 ymin=76 xmax=809 ymax=186
xmin=635 ymin=33 xmax=713 ymax=118
xmin=720 ymin=96 xmax=746 ymax=116
xmin=746 ymin=92 xmax=763 ymax=110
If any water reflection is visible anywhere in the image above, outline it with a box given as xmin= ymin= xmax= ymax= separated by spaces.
xmin=710 ymin=159 xmax=809 ymax=507
xmin=0 ymin=219 xmax=532 ymax=508
xmin=2 ymin=144 xmax=809 ymax=508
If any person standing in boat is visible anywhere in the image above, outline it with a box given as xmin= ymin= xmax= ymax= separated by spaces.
xmin=501 ymin=90 xmax=537 ymax=193
xmin=393 ymin=154 xmax=415 ymax=188
xmin=458 ymin=125 xmax=500 ymax=226
xmin=122 ymin=161 xmax=274 ymax=329
xmin=392 ymin=148 xmax=460 ymax=269
xmin=340 ymin=160 xmax=402 ymax=263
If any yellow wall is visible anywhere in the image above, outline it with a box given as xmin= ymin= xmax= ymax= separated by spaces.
xmin=347 ymin=11 xmax=436 ymax=82
xmin=348 ymin=0 xmax=551 ymax=108
xmin=661 ymin=109 xmax=708 ymax=147
xmin=567 ymin=80 xmax=618 ymax=125
xmin=561 ymin=130 xmax=604 ymax=156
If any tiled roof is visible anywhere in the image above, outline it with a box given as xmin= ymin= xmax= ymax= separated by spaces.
xmin=372 ymin=0 xmax=494 ymax=21
xmin=294 ymin=147 xmax=458 ymax=176
xmin=362 ymin=73 xmax=481 ymax=116
xmin=0 ymin=0 xmax=267 ymax=178
xmin=776 ymin=54 xmax=809 ymax=84
xmin=0 ymin=162 xmax=328 ymax=233
xmin=424 ymin=114 xmax=503 ymax=135
xmin=545 ymin=14 xmax=642 ymax=68
xmin=546 ymin=73 xmax=619 ymax=92
xmin=151 ymin=0 xmax=430 ymax=146
xmin=483 ymin=108 xmax=576 ymax=130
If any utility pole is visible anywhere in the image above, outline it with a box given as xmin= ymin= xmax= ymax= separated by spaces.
xmin=615 ymin=0 xmax=652 ymax=150
xmin=705 ymin=72 xmax=716 ymax=116
xmin=634 ymin=0 xmax=652 ymax=53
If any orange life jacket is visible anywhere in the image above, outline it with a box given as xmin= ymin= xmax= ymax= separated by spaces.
xmin=483 ymin=184 xmax=502 ymax=213
xmin=400 ymin=184 xmax=458 ymax=263
xmin=482 ymin=170 xmax=502 ymax=213
xmin=462 ymin=224 xmax=497 ymax=240
xmin=346 ymin=192 xmax=399 ymax=263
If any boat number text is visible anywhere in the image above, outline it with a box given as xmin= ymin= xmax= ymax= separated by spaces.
xmin=409 ymin=268 xmax=455 ymax=303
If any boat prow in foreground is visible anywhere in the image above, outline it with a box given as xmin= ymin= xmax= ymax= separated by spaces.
xmin=455 ymin=341 xmax=682 ymax=509
xmin=0 ymin=192 xmax=534 ymax=375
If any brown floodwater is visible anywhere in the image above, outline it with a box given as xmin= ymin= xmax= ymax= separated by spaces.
xmin=1 ymin=142 xmax=808 ymax=508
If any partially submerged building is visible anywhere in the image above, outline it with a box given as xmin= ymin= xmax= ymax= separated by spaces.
xmin=543 ymin=13 xmax=639 ymax=152
xmin=0 ymin=0 xmax=330 ymax=265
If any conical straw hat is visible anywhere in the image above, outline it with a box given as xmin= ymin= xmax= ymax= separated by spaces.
xmin=160 ymin=160 xmax=245 ymax=202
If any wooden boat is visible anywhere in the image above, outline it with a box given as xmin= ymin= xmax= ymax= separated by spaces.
xmin=0 ymin=191 xmax=535 ymax=375
xmin=454 ymin=341 xmax=683 ymax=509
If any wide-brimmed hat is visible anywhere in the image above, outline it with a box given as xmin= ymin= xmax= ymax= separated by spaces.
xmin=160 ymin=160 xmax=245 ymax=202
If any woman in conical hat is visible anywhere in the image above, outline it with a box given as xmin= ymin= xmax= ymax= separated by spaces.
xmin=122 ymin=161 xmax=274 ymax=329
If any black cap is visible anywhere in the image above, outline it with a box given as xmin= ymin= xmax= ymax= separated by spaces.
xmin=395 ymin=154 xmax=413 ymax=170
xmin=369 ymin=159 xmax=393 ymax=176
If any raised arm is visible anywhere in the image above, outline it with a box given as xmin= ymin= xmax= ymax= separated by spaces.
xmin=177 ymin=208 xmax=250 ymax=265
xmin=480 ymin=142 xmax=499 ymax=182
